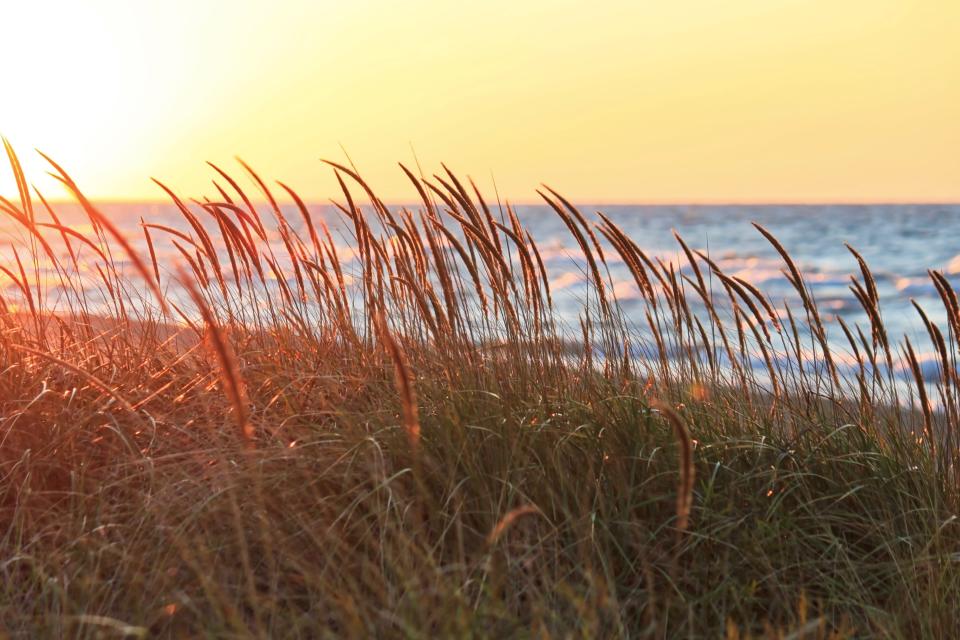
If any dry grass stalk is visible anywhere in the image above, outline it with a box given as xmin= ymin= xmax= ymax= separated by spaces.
xmin=651 ymin=399 xmax=695 ymax=535
xmin=486 ymin=505 xmax=542 ymax=546
xmin=378 ymin=314 xmax=421 ymax=453
xmin=180 ymin=271 xmax=253 ymax=444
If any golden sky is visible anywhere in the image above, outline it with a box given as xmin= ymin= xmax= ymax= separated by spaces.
xmin=1 ymin=0 xmax=958 ymax=203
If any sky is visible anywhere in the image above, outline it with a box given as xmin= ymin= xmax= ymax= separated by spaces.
xmin=0 ymin=0 xmax=958 ymax=203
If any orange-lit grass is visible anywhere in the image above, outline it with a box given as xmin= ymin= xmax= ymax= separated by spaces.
xmin=1 ymin=142 xmax=959 ymax=637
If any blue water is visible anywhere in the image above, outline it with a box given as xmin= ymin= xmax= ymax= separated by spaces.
xmin=509 ymin=204 xmax=960 ymax=342
xmin=2 ymin=202 xmax=959 ymax=378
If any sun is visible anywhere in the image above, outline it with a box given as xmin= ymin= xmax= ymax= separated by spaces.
xmin=0 ymin=2 xmax=178 ymax=200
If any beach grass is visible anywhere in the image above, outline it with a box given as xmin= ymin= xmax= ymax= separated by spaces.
xmin=1 ymin=143 xmax=959 ymax=638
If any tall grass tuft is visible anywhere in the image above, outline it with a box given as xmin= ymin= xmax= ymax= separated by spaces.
xmin=1 ymin=142 xmax=959 ymax=637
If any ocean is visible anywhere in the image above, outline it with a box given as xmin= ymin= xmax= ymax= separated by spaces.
xmin=3 ymin=201 xmax=959 ymax=381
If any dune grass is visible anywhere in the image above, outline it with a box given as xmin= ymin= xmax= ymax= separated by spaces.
xmin=1 ymin=142 xmax=959 ymax=638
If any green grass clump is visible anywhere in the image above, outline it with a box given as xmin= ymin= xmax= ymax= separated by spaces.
xmin=1 ymin=142 xmax=959 ymax=638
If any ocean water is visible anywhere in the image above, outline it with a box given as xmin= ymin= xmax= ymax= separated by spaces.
xmin=2 ymin=201 xmax=959 ymax=379
xmin=510 ymin=203 xmax=960 ymax=341
xmin=520 ymin=203 xmax=960 ymax=381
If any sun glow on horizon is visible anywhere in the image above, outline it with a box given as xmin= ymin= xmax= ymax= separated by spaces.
xmin=1 ymin=0 xmax=958 ymax=204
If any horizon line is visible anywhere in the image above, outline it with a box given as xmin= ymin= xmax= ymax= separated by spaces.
xmin=24 ymin=198 xmax=960 ymax=208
